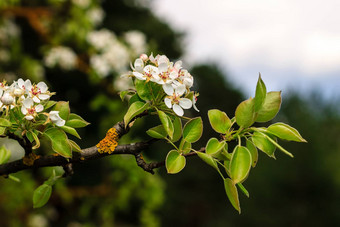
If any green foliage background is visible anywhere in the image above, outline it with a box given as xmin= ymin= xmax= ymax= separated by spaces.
xmin=0 ymin=0 xmax=339 ymax=226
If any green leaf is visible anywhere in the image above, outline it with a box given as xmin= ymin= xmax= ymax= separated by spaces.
xmin=0 ymin=146 xmax=11 ymax=164
xmin=124 ymin=101 xmax=148 ymax=127
xmin=146 ymin=125 xmax=167 ymax=139
xmin=235 ymin=98 xmax=256 ymax=128
xmin=119 ymin=90 xmax=135 ymax=101
xmin=128 ymin=94 xmax=144 ymax=106
xmin=44 ymin=128 xmax=72 ymax=158
xmin=0 ymin=127 xmax=5 ymax=135
xmin=60 ymin=125 xmax=81 ymax=139
xmin=33 ymin=184 xmax=52 ymax=208
xmin=171 ymin=116 xmax=182 ymax=142
xmin=179 ymin=139 xmax=191 ymax=154
xmin=224 ymin=178 xmax=241 ymax=213
xmin=196 ymin=151 xmax=219 ymax=171
xmin=135 ymin=79 xmax=162 ymax=101
xmin=68 ymin=140 xmax=82 ymax=152
xmin=246 ymin=139 xmax=258 ymax=167
xmin=0 ymin=118 xmax=11 ymax=127
xmin=182 ymin=117 xmax=203 ymax=143
xmin=52 ymin=101 xmax=70 ymax=121
xmin=158 ymin=110 xmax=174 ymax=139
xmin=205 ymin=138 xmax=225 ymax=156
xmin=30 ymin=130 xmax=40 ymax=150
xmin=166 ymin=150 xmax=186 ymax=174
xmin=254 ymin=74 xmax=267 ymax=112
xmin=44 ymin=101 xmax=57 ymax=110
xmin=267 ymin=122 xmax=307 ymax=142
xmin=256 ymin=91 xmax=282 ymax=122
xmin=237 ymin=183 xmax=250 ymax=198
xmin=208 ymin=109 xmax=231 ymax=134
xmin=229 ymin=146 xmax=252 ymax=184
xmin=252 ymin=131 xmax=276 ymax=158
xmin=26 ymin=131 xmax=35 ymax=143
xmin=65 ymin=114 xmax=90 ymax=128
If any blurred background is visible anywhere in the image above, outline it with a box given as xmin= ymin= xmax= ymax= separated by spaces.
xmin=0 ymin=0 xmax=339 ymax=226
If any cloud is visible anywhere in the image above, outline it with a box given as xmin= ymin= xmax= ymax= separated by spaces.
xmin=153 ymin=0 xmax=340 ymax=76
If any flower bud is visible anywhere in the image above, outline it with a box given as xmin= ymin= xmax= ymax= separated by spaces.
xmin=1 ymin=92 xmax=14 ymax=105
xmin=140 ymin=54 xmax=148 ymax=61
xmin=13 ymin=88 xmax=24 ymax=97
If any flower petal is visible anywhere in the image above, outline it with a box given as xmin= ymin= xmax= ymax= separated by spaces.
xmin=37 ymin=82 xmax=48 ymax=93
xmin=23 ymin=98 xmax=33 ymax=108
xmin=35 ymin=104 xmax=44 ymax=112
xmin=179 ymin=98 xmax=192 ymax=109
xmin=175 ymin=84 xmax=186 ymax=96
xmin=133 ymin=72 xmax=146 ymax=80
xmin=173 ymin=104 xmax=184 ymax=116
xmin=21 ymin=106 xmax=27 ymax=115
xmin=38 ymin=94 xmax=50 ymax=100
xmin=162 ymin=84 xmax=174 ymax=96
xmin=164 ymin=98 xmax=172 ymax=108
xmin=25 ymin=115 xmax=34 ymax=121
xmin=33 ymin=96 xmax=40 ymax=103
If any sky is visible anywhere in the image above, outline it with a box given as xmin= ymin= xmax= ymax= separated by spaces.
xmin=152 ymin=0 xmax=340 ymax=98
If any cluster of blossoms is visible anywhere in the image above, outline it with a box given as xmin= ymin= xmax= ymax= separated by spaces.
xmin=130 ymin=54 xmax=199 ymax=116
xmin=87 ymin=29 xmax=147 ymax=78
xmin=44 ymin=46 xmax=78 ymax=71
xmin=0 ymin=79 xmax=65 ymax=126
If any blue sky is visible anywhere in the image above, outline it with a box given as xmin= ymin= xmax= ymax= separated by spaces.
xmin=153 ymin=0 xmax=340 ymax=98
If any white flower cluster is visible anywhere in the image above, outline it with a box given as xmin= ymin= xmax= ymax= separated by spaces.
xmin=130 ymin=54 xmax=199 ymax=116
xmin=44 ymin=46 xmax=78 ymax=70
xmin=124 ymin=31 xmax=147 ymax=56
xmin=0 ymin=79 xmax=65 ymax=126
xmin=87 ymin=29 xmax=130 ymax=77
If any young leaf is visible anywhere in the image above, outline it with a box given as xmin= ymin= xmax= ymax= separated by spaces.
xmin=33 ymin=184 xmax=52 ymax=208
xmin=205 ymin=138 xmax=225 ymax=156
xmin=30 ymin=130 xmax=41 ymax=150
xmin=0 ymin=118 xmax=11 ymax=127
xmin=246 ymin=139 xmax=258 ymax=167
xmin=237 ymin=183 xmax=250 ymax=198
xmin=124 ymin=101 xmax=148 ymax=127
xmin=0 ymin=127 xmax=5 ymax=135
xmin=68 ymin=140 xmax=82 ymax=152
xmin=224 ymin=178 xmax=241 ymax=213
xmin=229 ymin=146 xmax=252 ymax=184
xmin=179 ymin=139 xmax=191 ymax=154
xmin=171 ymin=116 xmax=182 ymax=142
xmin=128 ymin=94 xmax=144 ymax=106
xmin=267 ymin=122 xmax=306 ymax=142
xmin=135 ymin=79 xmax=161 ymax=101
xmin=255 ymin=91 xmax=282 ymax=122
xmin=235 ymin=98 xmax=256 ymax=128
xmin=196 ymin=151 xmax=219 ymax=171
xmin=44 ymin=101 xmax=57 ymax=110
xmin=65 ymin=114 xmax=90 ymax=128
xmin=251 ymin=131 xmax=276 ymax=158
xmin=208 ymin=109 xmax=231 ymax=134
xmin=146 ymin=125 xmax=167 ymax=139
xmin=254 ymin=74 xmax=267 ymax=112
xmin=60 ymin=125 xmax=81 ymax=139
xmin=0 ymin=146 xmax=11 ymax=164
xmin=52 ymin=101 xmax=70 ymax=121
xmin=44 ymin=128 xmax=72 ymax=158
xmin=183 ymin=117 xmax=203 ymax=143
xmin=158 ymin=110 xmax=174 ymax=139
xmin=166 ymin=150 xmax=186 ymax=174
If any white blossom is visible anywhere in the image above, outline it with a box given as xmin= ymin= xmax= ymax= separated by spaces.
xmin=72 ymin=0 xmax=90 ymax=8
xmin=87 ymin=7 xmax=105 ymax=26
xmin=25 ymin=81 xmax=51 ymax=103
xmin=163 ymin=84 xmax=192 ymax=116
xmin=124 ymin=30 xmax=147 ymax=55
xmin=21 ymin=98 xmax=44 ymax=120
xmin=90 ymin=55 xmax=111 ymax=77
xmin=49 ymin=111 xmax=65 ymax=127
xmin=44 ymin=46 xmax=77 ymax=70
